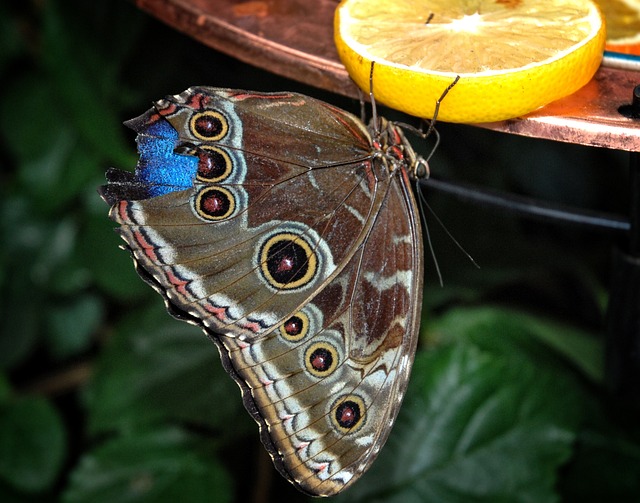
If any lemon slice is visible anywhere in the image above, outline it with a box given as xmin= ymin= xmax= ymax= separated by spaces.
xmin=596 ymin=0 xmax=640 ymax=54
xmin=334 ymin=0 xmax=606 ymax=123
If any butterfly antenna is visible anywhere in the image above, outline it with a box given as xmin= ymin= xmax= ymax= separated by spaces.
xmin=425 ymin=126 xmax=441 ymax=163
xmin=416 ymin=74 xmax=477 ymax=284
xmin=418 ymin=179 xmax=480 ymax=272
xmin=415 ymin=180 xmax=444 ymax=286
xmin=423 ymin=75 xmax=460 ymax=139
xmin=369 ymin=62 xmax=380 ymax=136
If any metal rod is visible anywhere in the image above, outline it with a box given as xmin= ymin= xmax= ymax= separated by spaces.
xmin=420 ymin=177 xmax=631 ymax=233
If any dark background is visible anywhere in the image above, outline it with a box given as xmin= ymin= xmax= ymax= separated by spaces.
xmin=1 ymin=1 xmax=638 ymax=502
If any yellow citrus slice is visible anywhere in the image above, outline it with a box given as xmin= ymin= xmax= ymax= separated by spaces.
xmin=334 ymin=0 xmax=606 ymax=123
xmin=595 ymin=0 xmax=640 ymax=54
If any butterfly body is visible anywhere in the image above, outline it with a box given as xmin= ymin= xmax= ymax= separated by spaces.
xmin=101 ymin=87 xmax=424 ymax=496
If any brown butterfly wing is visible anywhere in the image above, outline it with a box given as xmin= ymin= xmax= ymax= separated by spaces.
xmin=221 ymin=169 xmax=423 ymax=495
xmin=102 ymin=88 xmax=422 ymax=496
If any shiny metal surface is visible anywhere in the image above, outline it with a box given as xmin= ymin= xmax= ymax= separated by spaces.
xmin=134 ymin=0 xmax=640 ymax=151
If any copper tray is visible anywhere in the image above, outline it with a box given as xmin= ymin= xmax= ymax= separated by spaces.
xmin=133 ymin=0 xmax=640 ymax=152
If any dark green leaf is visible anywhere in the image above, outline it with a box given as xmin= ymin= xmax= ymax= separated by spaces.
xmin=0 ymin=73 xmax=69 ymax=166
xmin=34 ymin=218 xmax=80 ymax=284
xmin=45 ymin=294 xmax=103 ymax=359
xmin=0 ymin=261 xmax=42 ymax=369
xmin=77 ymin=215 xmax=150 ymax=300
xmin=40 ymin=1 xmax=134 ymax=167
xmin=0 ymin=196 xmax=80 ymax=290
xmin=559 ymin=392 xmax=640 ymax=502
xmin=63 ymin=428 xmax=232 ymax=503
xmin=86 ymin=305 xmax=252 ymax=436
xmin=0 ymin=397 xmax=66 ymax=493
xmin=338 ymin=343 xmax=584 ymax=502
xmin=428 ymin=306 xmax=603 ymax=383
xmin=0 ymin=74 xmax=130 ymax=214
xmin=0 ymin=479 xmax=56 ymax=503
xmin=0 ymin=3 xmax=23 ymax=72
xmin=0 ymin=375 xmax=10 ymax=404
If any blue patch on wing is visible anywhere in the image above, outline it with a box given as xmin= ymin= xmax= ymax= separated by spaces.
xmin=136 ymin=120 xmax=198 ymax=197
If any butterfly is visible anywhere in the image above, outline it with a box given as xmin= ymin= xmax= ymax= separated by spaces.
xmin=100 ymin=84 xmax=433 ymax=496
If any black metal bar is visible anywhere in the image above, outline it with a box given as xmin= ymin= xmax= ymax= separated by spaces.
xmin=606 ymin=149 xmax=640 ymax=400
xmin=420 ymin=177 xmax=631 ymax=233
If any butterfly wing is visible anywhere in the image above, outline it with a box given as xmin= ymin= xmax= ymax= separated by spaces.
xmin=221 ymin=169 xmax=423 ymax=495
xmin=101 ymin=88 xmax=423 ymax=496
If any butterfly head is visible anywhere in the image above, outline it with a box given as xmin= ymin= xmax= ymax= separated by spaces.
xmin=369 ymin=118 xmax=430 ymax=182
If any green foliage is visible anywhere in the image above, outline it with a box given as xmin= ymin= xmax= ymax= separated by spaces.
xmin=85 ymin=305 xmax=252 ymax=436
xmin=0 ymin=396 xmax=66 ymax=494
xmin=63 ymin=428 xmax=233 ymax=503
xmin=0 ymin=1 xmax=638 ymax=502
xmin=339 ymin=345 xmax=581 ymax=502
